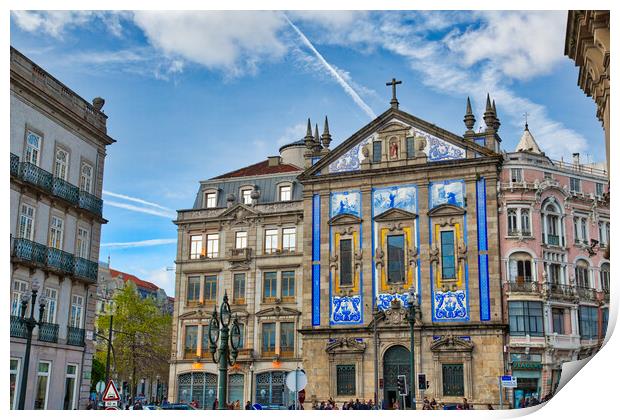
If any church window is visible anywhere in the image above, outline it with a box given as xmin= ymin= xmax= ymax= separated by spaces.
xmin=282 ymin=227 xmax=296 ymax=252
xmin=387 ymin=234 xmax=405 ymax=284
xmin=442 ymin=364 xmax=464 ymax=396
xmin=372 ymin=141 xmax=382 ymax=163
xmin=263 ymin=272 xmax=277 ymax=302
xmin=406 ymin=137 xmax=415 ymax=158
xmin=508 ymin=301 xmax=543 ymax=336
xmin=279 ymin=185 xmax=291 ymax=201
xmin=264 ymin=229 xmax=278 ymax=254
xmin=241 ymin=188 xmax=253 ymax=205
xmin=190 ymin=235 xmax=203 ymax=259
xmin=578 ymin=306 xmax=598 ymax=339
xmin=440 ymin=231 xmax=456 ymax=279
xmin=204 ymin=275 xmax=217 ymax=302
xmin=340 ymin=239 xmax=353 ymax=286
xmin=510 ymin=168 xmax=523 ymax=183
xmin=261 ymin=323 xmax=276 ymax=355
xmin=204 ymin=192 xmax=217 ymax=208
xmin=206 ymin=233 xmax=219 ymax=258
xmin=336 ymin=365 xmax=356 ymax=396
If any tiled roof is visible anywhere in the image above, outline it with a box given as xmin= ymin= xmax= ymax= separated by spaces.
xmin=212 ymin=159 xmax=302 ymax=179
xmin=110 ymin=268 xmax=160 ymax=292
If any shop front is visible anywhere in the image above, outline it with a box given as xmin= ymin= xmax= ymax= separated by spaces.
xmin=510 ymin=353 xmax=542 ymax=408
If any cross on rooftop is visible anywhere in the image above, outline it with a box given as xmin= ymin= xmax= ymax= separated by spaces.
xmin=386 ymin=78 xmax=402 ymax=109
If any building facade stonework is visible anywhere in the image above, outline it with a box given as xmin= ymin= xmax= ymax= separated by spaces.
xmin=10 ymin=47 xmax=115 ymax=409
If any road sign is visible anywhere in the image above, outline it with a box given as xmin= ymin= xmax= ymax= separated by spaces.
xmin=105 ymin=406 xmax=118 ymax=410
xmin=96 ymin=380 xmax=106 ymax=393
xmin=500 ymin=375 xmax=518 ymax=388
xmin=285 ymin=370 xmax=308 ymax=392
xmin=102 ymin=380 xmax=121 ymax=401
xmin=105 ymin=401 xmax=118 ymax=407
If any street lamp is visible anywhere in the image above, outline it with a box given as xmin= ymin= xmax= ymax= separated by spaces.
xmin=406 ymin=287 xmax=421 ymax=410
xmin=16 ymin=277 xmax=47 ymax=410
xmin=249 ymin=363 xmax=255 ymax=407
xmin=208 ymin=291 xmax=241 ymax=410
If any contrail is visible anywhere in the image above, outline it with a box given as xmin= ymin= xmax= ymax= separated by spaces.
xmin=104 ymin=200 xmax=176 ymax=219
xmin=284 ymin=14 xmax=377 ymax=120
xmin=103 ymin=190 xmax=173 ymax=211
xmin=101 ymin=238 xmax=177 ymax=249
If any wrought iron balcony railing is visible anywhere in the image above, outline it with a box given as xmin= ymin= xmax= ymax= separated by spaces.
xmin=78 ymin=189 xmax=103 ymax=217
xmin=545 ymin=234 xmax=560 ymax=246
xmin=38 ymin=322 xmax=59 ymax=343
xmin=576 ymin=286 xmax=597 ymax=301
xmin=74 ymin=257 xmax=98 ymax=282
xmin=52 ymin=177 xmax=79 ymax=204
xmin=10 ymin=315 xmax=28 ymax=339
xmin=507 ymin=280 xmax=540 ymax=294
xmin=20 ymin=161 xmax=53 ymax=191
xmin=548 ymin=283 xmax=574 ymax=298
xmin=12 ymin=237 xmax=48 ymax=266
xmin=47 ymin=247 xmax=75 ymax=275
xmin=67 ymin=326 xmax=85 ymax=346
xmin=10 ymin=153 xmax=19 ymax=177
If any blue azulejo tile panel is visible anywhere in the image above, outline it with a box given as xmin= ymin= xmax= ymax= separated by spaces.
xmin=330 ymin=191 xmax=361 ymax=218
xmin=425 ymin=135 xmax=466 ymax=161
xmin=329 ymin=136 xmax=373 ymax=173
xmin=429 ymin=179 xmax=465 ymax=208
xmin=372 ymin=185 xmax=417 ymax=216
xmin=331 ymin=295 xmax=362 ymax=324
xmin=376 ymin=293 xmax=409 ymax=311
xmin=434 ymin=289 xmax=468 ymax=321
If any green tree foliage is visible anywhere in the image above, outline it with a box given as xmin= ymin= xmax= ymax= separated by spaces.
xmin=90 ymin=358 xmax=105 ymax=392
xmin=95 ymin=282 xmax=171 ymax=398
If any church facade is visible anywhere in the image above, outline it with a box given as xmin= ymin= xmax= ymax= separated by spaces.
xmin=297 ymin=92 xmax=507 ymax=408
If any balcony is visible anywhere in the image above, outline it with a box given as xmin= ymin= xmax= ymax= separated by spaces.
xmin=19 ymin=161 xmax=53 ymax=191
xmin=74 ymin=257 xmax=98 ymax=282
xmin=506 ymin=280 xmax=540 ymax=294
xmin=10 ymin=315 xmax=28 ymax=339
xmin=547 ymin=334 xmax=580 ymax=350
xmin=10 ymin=153 xmax=19 ymax=176
xmin=507 ymin=230 xmax=532 ymax=237
xmin=545 ymin=235 xmax=560 ymax=246
xmin=67 ymin=326 xmax=85 ymax=346
xmin=12 ymin=237 xmax=47 ymax=267
xmin=47 ymin=247 xmax=75 ymax=275
xmin=38 ymin=322 xmax=59 ymax=343
xmin=576 ymin=286 xmax=597 ymax=301
xmin=51 ymin=177 xmax=79 ymax=204
xmin=228 ymin=247 xmax=252 ymax=262
xmin=78 ymin=190 xmax=103 ymax=217
xmin=548 ymin=283 xmax=575 ymax=300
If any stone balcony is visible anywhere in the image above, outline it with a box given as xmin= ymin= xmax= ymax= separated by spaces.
xmin=227 ymin=247 xmax=252 ymax=262
xmin=575 ymin=286 xmax=598 ymax=302
xmin=546 ymin=334 xmax=581 ymax=350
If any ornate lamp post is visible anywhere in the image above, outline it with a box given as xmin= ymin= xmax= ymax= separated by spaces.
xmin=16 ymin=277 xmax=47 ymax=410
xmin=208 ymin=291 xmax=241 ymax=410
xmin=406 ymin=287 xmax=421 ymax=410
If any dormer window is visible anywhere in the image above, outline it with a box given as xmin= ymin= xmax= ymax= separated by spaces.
xmin=204 ymin=191 xmax=217 ymax=208
xmin=279 ymin=185 xmax=291 ymax=201
xmin=241 ymin=188 xmax=253 ymax=205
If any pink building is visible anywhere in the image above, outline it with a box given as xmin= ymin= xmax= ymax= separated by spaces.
xmin=498 ymin=124 xmax=609 ymax=408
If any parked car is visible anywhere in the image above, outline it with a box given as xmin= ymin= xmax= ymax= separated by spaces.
xmin=160 ymin=403 xmax=196 ymax=410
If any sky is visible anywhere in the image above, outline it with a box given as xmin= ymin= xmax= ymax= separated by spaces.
xmin=9 ymin=10 xmax=606 ymax=296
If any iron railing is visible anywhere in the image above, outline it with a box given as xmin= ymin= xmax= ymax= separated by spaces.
xmin=545 ymin=235 xmax=560 ymax=246
xmin=20 ymin=161 xmax=53 ymax=191
xmin=10 ymin=153 xmax=19 ymax=176
xmin=47 ymin=247 xmax=75 ymax=275
xmin=74 ymin=257 xmax=98 ymax=282
xmin=78 ymin=190 xmax=103 ymax=217
xmin=507 ymin=281 xmax=540 ymax=294
xmin=12 ymin=237 xmax=48 ymax=266
xmin=38 ymin=322 xmax=59 ymax=343
xmin=576 ymin=286 xmax=597 ymax=301
xmin=67 ymin=326 xmax=85 ymax=346
xmin=548 ymin=283 xmax=574 ymax=298
xmin=51 ymin=177 xmax=79 ymax=204
xmin=10 ymin=315 xmax=28 ymax=339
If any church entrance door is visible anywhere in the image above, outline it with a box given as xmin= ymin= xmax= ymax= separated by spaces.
xmin=382 ymin=345 xmax=410 ymax=409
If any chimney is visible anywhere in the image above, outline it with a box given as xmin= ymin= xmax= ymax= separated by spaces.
xmin=268 ymin=156 xmax=281 ymax=167
xmin=572 ymin=153 xmax=580 ymax=166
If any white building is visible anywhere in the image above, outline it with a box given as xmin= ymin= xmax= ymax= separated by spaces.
xmin=10 ymin=47 xmax=115 ymax=410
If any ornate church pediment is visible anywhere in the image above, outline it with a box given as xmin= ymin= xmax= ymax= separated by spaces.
xmin=326 ymin=337 xmax=367 ymax=354
xmin=255 ymin=306 xmax=301 ymax=318
xmin=430 ymin=335 xmax=474 ymax=353
xmin=427 ymin=204 xmax=466 ymax=218
xmin=328 ymin=213 xmax=363 ymax=226
xmin=373 ymin=207 xmax=418 ymax=222
xmin=377 ymin=120 xmax=410 ymax=134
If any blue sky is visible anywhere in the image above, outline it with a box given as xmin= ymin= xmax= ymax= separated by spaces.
xmin=10 ymin=10 xmax=605 ymax=296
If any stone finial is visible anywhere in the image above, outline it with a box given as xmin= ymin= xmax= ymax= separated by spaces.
xmin=321 ymin=116 xmax=332 ymax=149
xmin=492 ymin=100 xmax=501 ymax=131
xmin=304 ymin=118 xmax=314 ymax=150
xmin=92 ymin=97 xmax=105 ymax=112
xmin=463 ymin=97 xmax=475 ymax=133
xmin=313 ymin=123 xmax=322 ymax=153
xmin=483 ymin=93 xmax=496 ymax=130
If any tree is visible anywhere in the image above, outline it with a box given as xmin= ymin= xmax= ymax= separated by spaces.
xmin=90 ymin=358 xmax=105 ymax=392
xmin=95 ymin=282 xmax=172 ymax=400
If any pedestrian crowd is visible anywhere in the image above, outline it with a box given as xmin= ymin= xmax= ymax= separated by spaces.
xmin=311 ymin=398 xmax=377 ymax=410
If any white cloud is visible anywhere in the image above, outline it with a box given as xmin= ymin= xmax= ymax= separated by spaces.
xmin=142 ymin=266 xmax=176 ymax=297
xmin=276 ymin=122 xmax=307 ymax=147
xmin=11 ymin=11 xmax=127 ymax=39
xmin=101 ymin=239 xmax=177 ymax=249
xmin=104 ymin=200 xmax=176 ymax=219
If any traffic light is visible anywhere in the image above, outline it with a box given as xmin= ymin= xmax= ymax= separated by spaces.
xmin=418 ymin=374 xmax=427 ymax=390
xmin=397 ymin=375 xmax=408 ymax=396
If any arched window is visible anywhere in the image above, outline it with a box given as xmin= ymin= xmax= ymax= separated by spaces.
xmin=542 ymin=200 xmax=562 ymax=246
xmin=507 ymin=209 xmax=518 ymax=235
xmin=575 ymin=260 xmax=590 ymax=288
xmin=177 ymin=372 xmax=217 ymax=409
xmin=508 ymin=252 xmax=534 ymax=283
xmin=54 ymin=149 xmax=69 ymax=180
xmin=600 ymin=263 xmax=610 ymax=292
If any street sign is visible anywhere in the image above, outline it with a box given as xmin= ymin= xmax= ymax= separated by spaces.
xmin=102 ymin=380 xmax=121 ymax=402
xmin=285 ymin=370 xmax=308 ymax=392
xmin=105 ymin=406 xmax=118 ymax=410
xmin=500 ymin=375 xmax=518 ymax=388
xmin=86 ymin=330 xmax=94 ymax=341
xmin=105 ymin=401 xmax=118 ymax=407
xmin=96 ymin=380 xmax=106 ymax=393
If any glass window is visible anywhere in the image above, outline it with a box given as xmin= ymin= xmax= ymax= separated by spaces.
xmin=205 ymin=192 xmax=217 ymax=208
xmin=235 ymin=231 xmax=247 ymax=249
xmin=406 ymin=137 xmax=415 ymax=158
xmin=387 ymin=234 xmax=405 ymax=284
xmin=509 ymin=255 xmax=532 ymax=282
xmin=63 ymin=364 xmax=78 ymax=410
xmin=578 ymin=306 xmax=598 ymax=340
xmin=440 ymin=231 xmax=456 ymax=279
xmin=511 ymin=168 xmax=523 ymax=183
xmin=508 ymin=301 xmax=544 ymax=336
xmin=521 ymin=209 xmax=531 ymax=235
xmin=372 ymin=141 xmax=382 ymax=163
xmin=280 ymin=322 xmax=294 ymax=355
xmin=552 ymin=308 xmax=564 ymax=334
xmin=237 ymin=323 xmax=245 ymax=349
xmin=206 ymin=234 xmax=219 ymax=258
xmin=11 ymin=280 xmax=28 ymax=316
xmin=507 ymin=209 xmax=518 ymax=235
xmin=265 ymin=229 xmax=278 ymax=254
xmin=340 ymin=238 xmax=353 ymax=286
xmin=184 ymin=325 xmax=198 ymax=358
xmin=54 ymin=149 xmax=69 ymax=180
xmin=187 ymin=276 xmax=201 ymax=303
xmin=201 ymin=325 xmax=211 ymax=358
xmin=262 ymin=323 xmax=276 ymax=355
xmin=25 ymin=130 xmax=41 ymax=165
xmin=282 ymin=227 xmax=296 ymax=252
xmin=18 ymin=203 xmax=35 ymax=240
xmin=279 ymin=185 xmax=292 ymax=201
xmin=79 ymin=162 xmax=93 ymax=193
xmin=233 ymin=273 xmax=245 ymax=303
xmin=42 ymin=288 xmax=57 ymax=324
xmin=263 ymin=272 xmax=277 ymax=301
xmin=204 ymin=275 xmax=217 ymax=302
xmin=596 ymin=183 xmax=604 ymax=197
xmin=76 ymin=227 xmax=90 ymax=259
xmin=602 ymin=308 xmax=609 ymax=337
xmin=241 ymin=189 xmax=253 ymax=205
xmin=48 ymin=216 xmax=64 ymax=249
xmin=549 ymin=263 xmax=562 ymax=284
xmin=190 ymin=235 xmax=203 ymax=259
xmin=442 ymin=364 xmax=464 ymax=397
xmin=282 ymin=271 xmax=295 ymax=299
xmin=570 ymin=177 xmax=581 ymax=193
xmin=544 ymin=172 xmax=553 ymax=180
xmin=70 ymin=295 xmax=83 ymax=328
xmin=34 ymin=361 xmax=51 ymax=410
xmin=336 ymin=365 xmax=356 ymax=396
xmin=601 ymin=263 xmax=610 ymax=291
xmin=575 ymin=262 xmax=589 ymax=288
xmin=10 ymin=358 xmax=20 ymax=409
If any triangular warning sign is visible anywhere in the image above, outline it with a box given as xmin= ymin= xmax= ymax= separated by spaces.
xmin=102 ymin=380 xmax=120 ymax=401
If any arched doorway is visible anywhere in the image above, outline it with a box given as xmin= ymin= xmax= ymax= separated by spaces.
xmin=177 ymin=372 xmax=217 ymax=409
xmin=255 ymin=371 xmax=293 ymax=409
xmin=383 ymin=345 xmax=410 ymax=409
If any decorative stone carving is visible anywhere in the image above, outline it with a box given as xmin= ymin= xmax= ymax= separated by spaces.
xmin=375 ymin=247 xmax=385 ymax=270
xmin=325 ymin=337 xmax=366 ymax=354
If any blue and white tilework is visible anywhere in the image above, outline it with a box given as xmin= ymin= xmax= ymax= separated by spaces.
xmin=372 ymin=185 xmax=417 ymax=216
xmin=330 ymin=191 xmax=361 ymax=218
xmin=331 ymin=295 xmax=362 ymax=323
xmin=329 ymin=136 xmax=373 ymax=173
xmin=376 ymin=293 xmax=410 ymax=311
xmin=430 ymin=180 xmax=465 ymax=208
xmin=434 ymin=289 xmax=468 ymax=320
